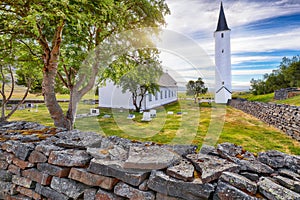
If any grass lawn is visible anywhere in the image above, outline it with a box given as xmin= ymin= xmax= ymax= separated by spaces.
xmin=6 ymin=93 xmax=300 ymax=155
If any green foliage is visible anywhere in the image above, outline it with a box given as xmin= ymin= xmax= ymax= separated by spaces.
xmin=186 ymin=77 xmax=208 ymax=97
xmin=250 ymin=56 xmax=300 ymax=95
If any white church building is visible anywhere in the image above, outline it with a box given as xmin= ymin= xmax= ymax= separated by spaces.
xmin=98 ymin=72 xmax=178 ymax=110
xmin=214 ymin=2 xmax=232 ymax=104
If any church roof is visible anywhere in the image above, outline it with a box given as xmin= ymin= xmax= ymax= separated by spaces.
xmin=158 ymin=72 xmax=177 ymax=87
xmin=216 ymin=2 xmax=230 ymax=32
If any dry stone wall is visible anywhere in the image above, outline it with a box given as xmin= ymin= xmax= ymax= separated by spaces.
xmin=229 ymin=99 xmax=300 ymax=142
xmin=0 ymin=121 xmax=300 ymax=200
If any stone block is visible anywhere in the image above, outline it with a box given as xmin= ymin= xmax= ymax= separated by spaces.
xmin=124 ymin=146 xmax=181 ymax=170
xmin=214 ymin=181 xmax=258 ymax=200
xmin=35 ymin=183 xmax=69 ymax=200
xmin=4 ymin=194 xmax=32 ymax=200
xmin=0 ymin=160 xmax=8 ymax=169
xmin=12 ymin=175 xmax=35 ymax=189
xmin=186 ymin=153 xmax=239 ymax=183
xmin=22 ymin=168 xmax=52 ymax=185
xmin=50 ymin=177 xmax=88 ymax=199
xmin=114 ymin=182 xmax=155 ymax=200
xmin=166 ymin=159 xmax=194 ymax=182
xmin=239 ymin=159 xmax=274 ymax=174
xmin=240 ymin=172 xmax=259 ymax=181
xmin=274 ymin=175 xmax=300 ymax=193
xmin=139 ymin=179 xmax=149 ymax=191
xmin=48 ymin=149 xmax=91 ymax=167
xmin=258 ymin=150 xmax=287 ymax=168
xmin=35 ymin=144 xmax=63 ymax=156
xmin=83 ymin=188 xmax=97 ymax=200
xmin=0 ymin=169 xmax=13 ymax=182
xmin=16 ymin=186 xmax=42 ymax=200
xmin=219 ymin=172 xmax=257 ymax=194
xmin=11 ymin=142 xmax=35 ymax=161
xmin=156 ymin=193 xmax=185 ymax=200
xmin=279 ymin=168 xmax=300 ymax=181
xmin=8 ymin=164 xmax=21 ymax=175
xmin=12 ymin=157 xmax=35 ymax=169
xmin=285 ymin=155 xmax=300 ymax=173
xmin=88 ymin=158 xmax=150 ymax=186
xmin=37 ymin=163 xmax=70 ymax=177
xmin=28 ymin=150 xmax=47 ymax=163
xmin=0 ymin=181 xmax=14 ymax=193
xmin=69 ymin=168 xmax=118 ymax=190
xmin=258 ymin=177 xmax=300 ymax=200
xmin=0 ymin=151 xmax=14 ymax=164
xmin=148 ymin=170 xmax=214 ymax=200
xmin=95 ymin=188 xmax=124 ymax=200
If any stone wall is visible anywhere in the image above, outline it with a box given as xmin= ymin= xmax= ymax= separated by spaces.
xmin=0 ymin=121 xmax=300 ymax=200
xmin=230 ymin=99 xmax=300 ymax=142
xmin=274 ymin=88 xmax=300 ymax=100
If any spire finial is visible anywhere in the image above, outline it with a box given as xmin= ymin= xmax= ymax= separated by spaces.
xmin=216 ymin=1 xmax=230 ymax=32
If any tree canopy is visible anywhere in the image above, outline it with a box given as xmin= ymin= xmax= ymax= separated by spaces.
xmin=186 ymin=77 xmax=208 ymax=101
xmin=0 ymin=0 xmax=170 ymax=129
xmin=250 ymin=56 xmax=300 ymax=95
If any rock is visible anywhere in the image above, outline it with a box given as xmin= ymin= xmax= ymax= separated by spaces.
xmin=285 ymin=155 xmax=300 ymax=173
xmin=48 ymin=149 xmax=91 ymax=167
xmin=50 ymin=177 xmax=88 ymax=199
xmin=258 ymin=177 xmax=300 ymax=200
xmin=278 ymin=168 xmax=300 ymax=181
xmin=11 ymin=142 xmax=35 ymax=161
xmin=156 ymin=193 xmax=185 ymax=200
xmin=240 ymin=172 xmax=259 ymax=181
xmin=163 ymin=144 xmax=197 ymax=156
xmin=148 ymin=170 xmax=214 ymax=200
xmin=274 ymin=175 xmax=300 ymax=193
xmin=258 ymin=150 xmax=287 ymax=168
xmin=55 ymin=130 xmax=103 ymax=149
xmin=114 ymin=182 xmax=155 ymax=200
xmin=199 ymin=144 xmax=218 ymax=155
xmin=0 ymin=170 xmax=12 ymax=182
xmin=12 ymin=157 xmax=35 ymax=170
xmin=166 ymin=159 xmax=194 ymax=181
xmin=186 ymin=153 xmax=239 ymax=183
xmin=124 ymin=146 xmax=181 ymax=170
xmin=35 ymin=144 xmax=63 ymax=156
xmin=8 ymin=164 xmax=21 ymax=175
xmin=87 ymin=145 xmax=127 ymax=160
xmin=35 ymin=183 xmax=69 ymax=200
xmin=69 ymin=168 xmax=118 ymax=190
xmin=28 ymin=150 xmax=47 ymax=163
xmin=83 ymin=188 xmax=97 ymax=200
xmin=88 ymin=158 xmax=150 ymax=186
xmin=0 ymin=160 xmax=9 ymax=170
xmin=95 ymin=188 xmax=124 ymax=200
xmin=16 ymin=186 xmax=42 ymax=200
xmin=219 ymin=172 xmax=257 ymax=194
xmin=214 ymin=181 xmax=259 ymax=200
xmin=22 ymin=168 xmax=52 ymax=185
xmin=12 ymin=175 xmax=35 ymax=189
xmin=239 ymin=159 xmax=274 ymax=174
xmin=37 ymin=163 xmax=70 ymax=177
xmin=139 ymin=179 xmax=149 ymax=191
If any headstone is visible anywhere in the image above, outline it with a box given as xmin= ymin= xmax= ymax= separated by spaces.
xmin=150 ymin=109 xmax=156 ymax=118
xmin=90 ymin=108 xmax=100 ymax=116
xmin=141 ymin=112 xmax=151 ymax=122
xmin=167 ymin=111 xmax=174 ymax=115
xmin=102 ymin=114 xmax=111 ymax=118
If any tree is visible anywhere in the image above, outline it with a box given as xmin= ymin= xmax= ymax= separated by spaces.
xmin=114 ymin=49 xmax=163 ymax=112
xmin=0 ymin=34 xmax=38 ymax=121
xmin=186 ymin=77 xmax=208 ymax=102
xmin=250 ymin=55 xmax=300 ymax=95
xmin=0 ymin=0 xmax=170 ymax=129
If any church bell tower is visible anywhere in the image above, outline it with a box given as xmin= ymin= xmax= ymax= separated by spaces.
xmin=214 ymin=2 xmax=232 ymax=104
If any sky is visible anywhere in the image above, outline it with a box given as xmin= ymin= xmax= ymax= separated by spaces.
xmin=158 ymin=0 xmax=300 ymax=91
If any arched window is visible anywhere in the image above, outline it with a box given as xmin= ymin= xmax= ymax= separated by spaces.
xmin=222 ymin=49 xmax=224 ymax=53
xmin=221 ymin=33 xmax=224 ymax=38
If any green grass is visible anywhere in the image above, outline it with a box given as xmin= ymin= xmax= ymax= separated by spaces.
xmin=233 ymin=92 xmax=275 ymax=103
xmin=276 ymin=95 xmax=300 ymax=106
xmin=5 ymin=90 xmax=300 ymax=155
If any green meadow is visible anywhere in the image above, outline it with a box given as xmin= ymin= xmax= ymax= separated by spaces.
xmin=8 ymin=97 xmax=300 ymax=155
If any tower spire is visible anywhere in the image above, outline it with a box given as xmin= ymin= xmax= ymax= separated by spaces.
xmin=216 ymin=2 xmax=230 ymax=32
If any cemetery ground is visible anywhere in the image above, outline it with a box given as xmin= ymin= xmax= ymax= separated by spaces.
xmin=7 ymin=94 xmax=300 ymax=155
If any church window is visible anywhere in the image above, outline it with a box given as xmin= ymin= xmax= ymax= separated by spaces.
xmin=221 ymin=33 xmax=224 ymax=38
xmin=149 ymin=94 xmax=152 ymax=102
xmin=222 ymin=49 xmax=224 ymax=53
xmin=155 ymin=92 xmax=158 ymax=100
xmin=160 ymin=91 xmax=163 ymax=99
